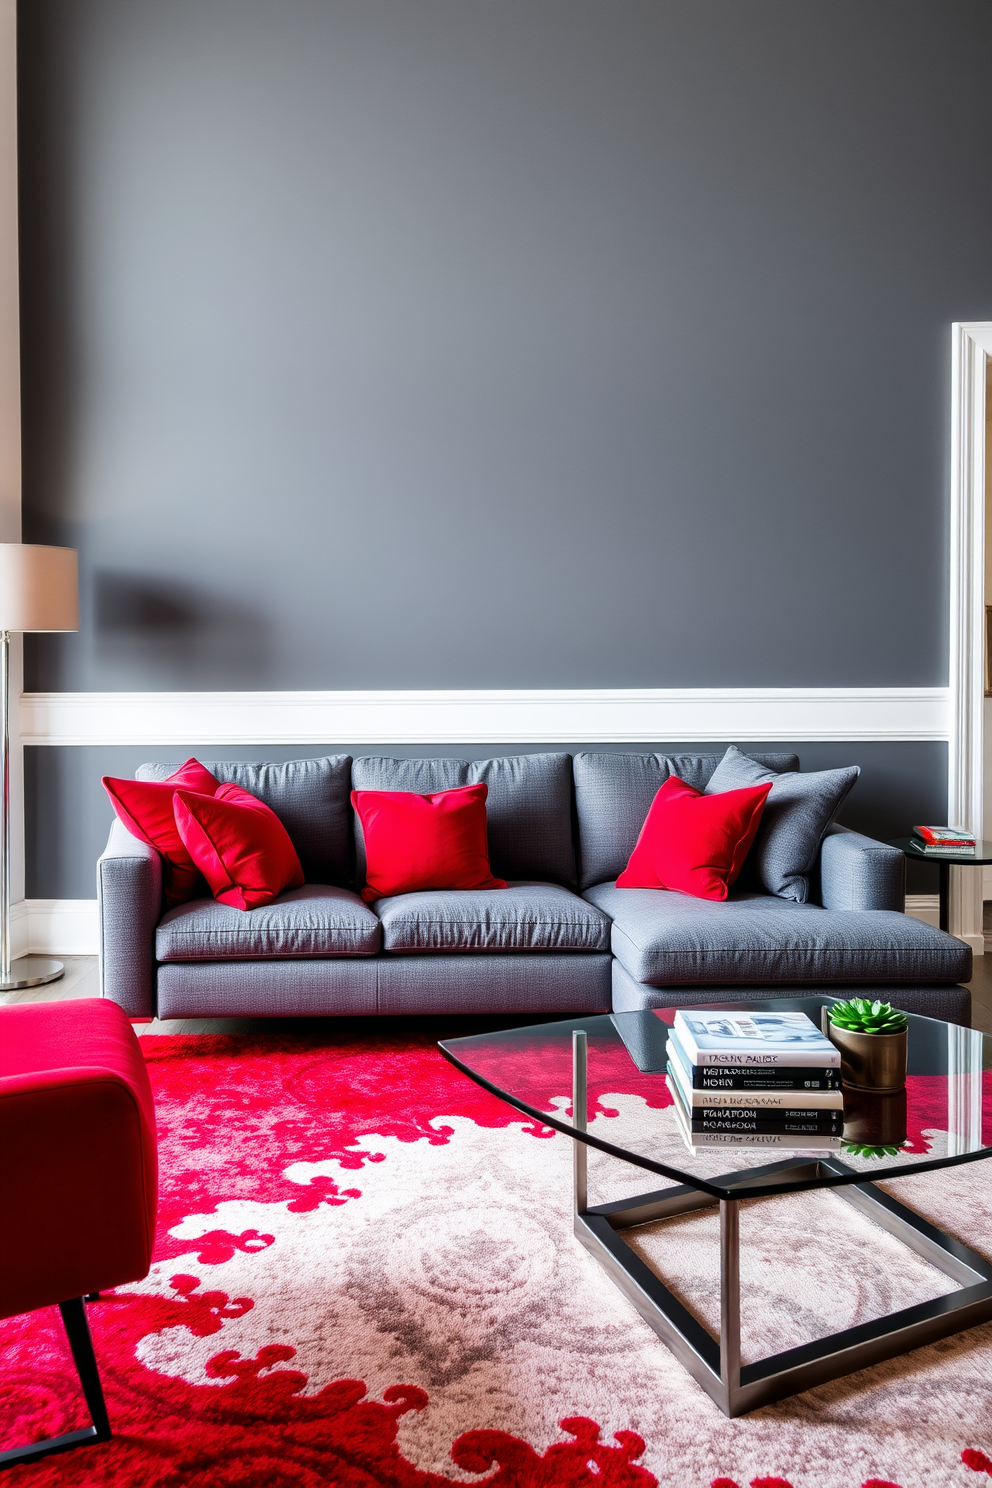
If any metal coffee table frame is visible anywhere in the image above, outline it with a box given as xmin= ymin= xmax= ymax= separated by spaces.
xmin=570 ymin=1031 xmax=992 ymax=1417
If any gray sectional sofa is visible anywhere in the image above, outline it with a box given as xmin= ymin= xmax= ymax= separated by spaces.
xmin=97 ymin=751 xmax=973 ymax=1025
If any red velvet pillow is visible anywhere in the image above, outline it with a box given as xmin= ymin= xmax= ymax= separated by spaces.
xmin=172 ymin=783 xmax=305 ymax=911
xmin=102 ymin=758 xmax=220 ymax=905
xmin=616 ymin=775 xmax=771 ymax=901
xmin=171 ymin=785 xmax=304 ymax=910
xmin=351 ymin=782 xmax=506 ymax=902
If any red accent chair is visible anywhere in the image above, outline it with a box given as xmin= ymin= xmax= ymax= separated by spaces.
xmin=0 ymin=998 xmax=158 ymax=1469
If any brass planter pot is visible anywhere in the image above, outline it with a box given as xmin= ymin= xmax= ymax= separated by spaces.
xmin=841 ymin=1087 xmax=908 ymax=1146
xmin=825 ymin=1021 xmax=907 ymax=1093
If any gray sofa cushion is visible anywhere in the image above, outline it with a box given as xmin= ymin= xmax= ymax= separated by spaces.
xmin=138 ymin=756 xmax=354 ymax=886
xmin=351 ymin=753 xmax=575 ymax=886
xmin=704 ymin=744 xmax=860 ymax=902
xmin=375 ymin=882 xmax=611 ymax=954
xmin=583 ymin=882 xmax=972 ymax=986
xmin=156 ymin=885 xmax=381 ymax=961
xmin=572 ymin=752 xmax=799 ymax=891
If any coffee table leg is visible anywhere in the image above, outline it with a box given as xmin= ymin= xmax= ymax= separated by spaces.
xmin=720 ymin=1199 xmax=741 ymax=1411
xmin=573 ymin=1029 xmax=587 ymax=1215
xmin=939 ymin=860 xmax=950 ymax=932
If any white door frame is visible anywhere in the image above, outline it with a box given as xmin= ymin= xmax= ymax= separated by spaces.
xmin=949 ymin=322 xmax=992 ymax=953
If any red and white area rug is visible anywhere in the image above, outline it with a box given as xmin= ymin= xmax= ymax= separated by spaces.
xmin=2 ymin=1030 xmax=991 ymax=1487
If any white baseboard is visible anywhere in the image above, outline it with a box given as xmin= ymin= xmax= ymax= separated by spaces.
xmin=10 ymin=899 xmax=99 ymax=957
xmin=904 ymin=893 xmax=941 ymax=929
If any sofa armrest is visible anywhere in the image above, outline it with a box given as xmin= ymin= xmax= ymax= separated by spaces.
xmin=818 ymin=824 xmax=904 ymax=912
xmin=97 ymin=819 xmax=162 ymax=1017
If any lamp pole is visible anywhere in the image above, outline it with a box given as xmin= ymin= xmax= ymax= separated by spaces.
xmin=0 ymin=624 xmax=63 ymax=990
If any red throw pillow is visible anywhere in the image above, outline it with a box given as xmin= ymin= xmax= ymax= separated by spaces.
xmin=102 ymin=758 xmax=221 ymax=905
xmin=616 ymin=775 xmax=771 ymax=901
xmin=351 ymin=782 xmax=506 ymax=902
xmin=172 ymin=783 xmax=305 ymax=910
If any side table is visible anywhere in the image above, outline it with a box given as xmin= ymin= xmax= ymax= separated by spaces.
xmin=889 ymin=837 xmax=992 ymax=933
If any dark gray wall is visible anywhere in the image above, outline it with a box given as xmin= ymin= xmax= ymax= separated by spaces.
xmin=28 ymin=742 xmax=946 ymax=899
xmin=17 ymin=3 xmax=986 ymax=893
xmin=18 ymin=0 xmax=992 ymax=691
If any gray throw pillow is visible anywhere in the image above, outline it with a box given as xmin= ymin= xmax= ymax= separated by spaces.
xmin=704 ymin=744 xmax=860 ymax=903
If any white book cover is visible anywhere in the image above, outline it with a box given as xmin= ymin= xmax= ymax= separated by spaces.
xmin=671 ymin=1008 xmax=839 ymax=1067
xmin=667 ymin=1050 xmax=843 ymax=1111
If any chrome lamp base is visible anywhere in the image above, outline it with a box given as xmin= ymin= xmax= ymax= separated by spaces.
xmin=0 ymin=956 xmax=65 ymax=992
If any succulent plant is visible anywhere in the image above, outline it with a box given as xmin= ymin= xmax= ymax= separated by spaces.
xmin=842 ymin=1141 xmax=907 ymax=1159
xmin=828 ymin=998 xmax=908 ymax=1035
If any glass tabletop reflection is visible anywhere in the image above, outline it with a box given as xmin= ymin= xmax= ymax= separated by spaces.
xmin=439 ymin=995 xmax=992 ymax=1200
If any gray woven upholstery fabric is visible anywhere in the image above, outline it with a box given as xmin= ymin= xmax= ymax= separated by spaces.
xmin=466 ymin=754 xmax=574 ymax=884
xmin=156 ymin=951 xmax=611 ymax=1017
xmin=157 ymin=959 xmax=378 ymax=1018
xmin=704 ymin=744 xmax=859 ymax=903
xmin=608 ymin=958 xmax=972 ymax=1027
xmin=137 ymin=756 xmax=353 ymax=886
xmin=351 ymin=753 xmax=575 ymax=885
xmin=98 ymin=818 xmax=162 ymax=1017
xmin=572 ymin=752 xmax=799 ymax=891
xmin=818 ymin=826 xmax=905 ymax=912
xmin=584 ymin=882 xmax=972 ymax=986
xmin=156 ymin=885 xmax=381 ymax=961
xmin=374 ymin=882 xmax=610 ymax=954
xmin=376 ymin=952 xmax=612 ymax=1015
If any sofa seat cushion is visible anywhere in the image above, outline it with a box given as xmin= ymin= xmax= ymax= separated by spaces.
xmin=156 ymin=885 xmax=381 ymax=961
xmin=375 ymin=882 xmax=611 ymax=954
xmin=583 ymin=882 xmax=972 ymax=986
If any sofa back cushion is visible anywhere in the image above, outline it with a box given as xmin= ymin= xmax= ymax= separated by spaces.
xmin=572 ymin=751 xmax=799 ymax=891
xmin=136 ymin=756 xmax=353 ymax=886
xmin=350 ymin=753 xmax=576 ymax=887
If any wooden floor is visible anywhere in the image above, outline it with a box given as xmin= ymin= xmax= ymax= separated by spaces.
xmin=4 ymin=953 xmax=992 ymax=1036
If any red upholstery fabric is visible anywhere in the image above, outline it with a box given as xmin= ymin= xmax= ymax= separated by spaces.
xmin=351 ymin=783 xmax=506 ymax=902
xmin=102 ymin=758 xmax=221 ymax=905
xmin=0 ymin=999 xmax=158 ymax=1320
xmin=173 ymin=783 xmax=305 ymax=910
xmin=616 ymin=774 xmax=772 ymax=900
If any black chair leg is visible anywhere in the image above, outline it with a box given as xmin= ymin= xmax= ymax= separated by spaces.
xmin=59 ymin=1297 xmax=112 ymax=1441
xmin=0 ymin=1297 xmax=112 ymax=1470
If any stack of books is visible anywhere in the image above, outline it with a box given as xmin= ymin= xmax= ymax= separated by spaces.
xmin=911 ymin=825 xmax=977 ymax=856
xmin=666 ymin=1008 xmax=843 ymax=1151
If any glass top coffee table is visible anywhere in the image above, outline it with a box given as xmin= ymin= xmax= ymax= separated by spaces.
xmin=440 ymin=994 xmax=992 ymax=1417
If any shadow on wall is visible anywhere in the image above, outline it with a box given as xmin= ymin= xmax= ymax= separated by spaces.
xmin=94 ymin=570 xmax=271 ymax=687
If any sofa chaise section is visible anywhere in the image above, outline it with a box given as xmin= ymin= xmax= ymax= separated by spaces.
xmin=608 ymin=959 xmax=973 ymax=1026
xmin=586 ymin=881 xmax=971 ymax=988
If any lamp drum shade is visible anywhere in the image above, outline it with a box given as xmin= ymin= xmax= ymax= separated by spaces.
xmin=0 ymin=545 xmax=78 ymax=632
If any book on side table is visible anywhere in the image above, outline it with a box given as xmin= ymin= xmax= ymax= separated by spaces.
xmin=664 ymin=1008 xmax=844 ymax=1151
xmin=911 ymin=824 xmax=977 ymax=854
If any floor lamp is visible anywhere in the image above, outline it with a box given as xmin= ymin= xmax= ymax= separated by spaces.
xmin=0 ymin=543 xmax=78 ymax=991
